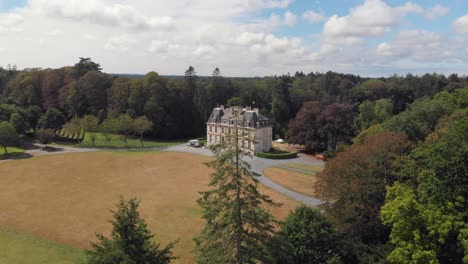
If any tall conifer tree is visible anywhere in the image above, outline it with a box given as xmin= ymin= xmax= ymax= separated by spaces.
xmin=194 ymin=107 xmax=279 ymax=264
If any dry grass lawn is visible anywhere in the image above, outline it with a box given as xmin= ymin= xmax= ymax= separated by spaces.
xmin=264 ymin=167 xmax=317 ymax=197
xmin=282 ymin=163 xmax=323 ymax=172
xmin=0 ymin=151 xmax=299 ymax=263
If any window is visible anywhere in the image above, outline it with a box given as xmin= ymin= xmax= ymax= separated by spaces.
xmin=215 ymin=127 xmax=217 ymax=133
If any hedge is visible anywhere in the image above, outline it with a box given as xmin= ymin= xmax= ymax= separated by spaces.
xmin=255 ymin=151 xmax=297 ymax=159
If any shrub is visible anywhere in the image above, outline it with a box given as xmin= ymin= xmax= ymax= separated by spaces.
xmin=256 ymin=150 xmax=297 ymax=159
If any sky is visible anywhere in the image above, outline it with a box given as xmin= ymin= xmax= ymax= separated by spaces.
xmin=0 ymin=0 xmax=468 ymax=77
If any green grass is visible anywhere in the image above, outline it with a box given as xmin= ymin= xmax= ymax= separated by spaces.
xmin=71 ymin=133 xmax=184 ymax=149
xmin=0 ymin=147 xmax=25 ymax=159
xmin=0 ymin=227 xmax=86 ymax=264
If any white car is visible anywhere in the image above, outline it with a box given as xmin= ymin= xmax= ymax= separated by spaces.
xmin=186 ymin=139 xmax=200 ymax=147
xmin=275 ymin=138 xmax=285 ymax=143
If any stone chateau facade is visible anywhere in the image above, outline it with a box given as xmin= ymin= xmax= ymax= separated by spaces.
xmin=206 ymin=106 xmax=272 ymax=153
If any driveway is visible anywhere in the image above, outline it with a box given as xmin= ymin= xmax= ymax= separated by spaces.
xmin=161 ymin=144 xmax=325 ymax=207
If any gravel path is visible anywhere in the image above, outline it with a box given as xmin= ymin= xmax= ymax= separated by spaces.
xmin=1 ymin=143 xmax=325 ymax=206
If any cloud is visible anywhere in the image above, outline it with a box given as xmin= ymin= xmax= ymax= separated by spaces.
xmin=424 ymin=4 xmax=449 ymax=20
xmin=234 ymin=32 xmax=265 ymax=46
xmin=376 ymin=30 xmax=455 ymax=61
xmin=0 ymin=13 xmax=24 ymax=33
xmin=246 ymin=0 xmax=292 ymax=9
xmin=454 ymin=14 xmax=468 ymax=34
xmin=284 ymin=11 xmax=297 ymax=27
xmin=303 ymin=10 xmax=325 ymax=23
xmin=30 ymin=0 xmax=174 ymax=31
xmin=104 ymin=35 xmax=136 ymax=52
xmin=323 ymin=0 xmax=422 ymax=44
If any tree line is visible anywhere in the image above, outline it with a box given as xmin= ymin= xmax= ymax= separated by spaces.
xmin=2 ymin=58 xmax=467 ymax=146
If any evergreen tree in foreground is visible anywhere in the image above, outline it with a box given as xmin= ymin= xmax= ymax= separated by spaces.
xmin=194 ymin=112 xmax=280 ymax=264
xmin=87 ymin=197 xmax=177 ymax=264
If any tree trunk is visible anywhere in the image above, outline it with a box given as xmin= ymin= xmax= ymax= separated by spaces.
xmin=234 ymin=115 xmax=243 ymax=264
xmin=140 ymin=133 xmax=144 ymax=148
xmin=3 ymin=146 xmax=7 ymax=154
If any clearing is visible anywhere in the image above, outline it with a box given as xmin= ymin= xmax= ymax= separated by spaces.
xmin=0 ymin=151 xmax=299 ymax=263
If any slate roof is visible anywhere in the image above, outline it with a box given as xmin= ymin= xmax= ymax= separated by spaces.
xmin=207 ymin=106 xmax=270 ymax=128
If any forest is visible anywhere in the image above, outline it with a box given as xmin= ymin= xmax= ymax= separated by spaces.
xmin=0 ymin=58 xmax=467 ymax=263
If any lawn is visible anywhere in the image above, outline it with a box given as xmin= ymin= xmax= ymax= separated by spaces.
xmin=0 ymin=147 xmax=25 ymax=159
xmin=0 ymin=227 xmax=86 ymax=264
xmin=0 ymin=151 xmax=299 ymax=264
xmin=264 ymin=167 xmax=318 ymax=197
xmin=281 ymin=163 xmax=323 ymax=173
xmin=74 ymin=133 xmax=184 ymax=148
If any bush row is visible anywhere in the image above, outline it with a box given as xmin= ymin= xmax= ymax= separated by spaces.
xmin=255 ymin=151 xmax=297 ymax=159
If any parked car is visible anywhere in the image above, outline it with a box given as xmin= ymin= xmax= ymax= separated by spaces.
xmin=187 ymin=139 xmax=200 ymax=147
xmin=274 ymin=138 xmax=285 ymax=144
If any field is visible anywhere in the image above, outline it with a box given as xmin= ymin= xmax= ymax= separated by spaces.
xmin=264 ymin=163 xmax=323 ymax=197
xmin=0 ymin=227 xmax=86 ymax=264
xmin=0 ymin=147 xmax=25 ymax=159
xmin=0 ymin=151 xmax=299 ymax=263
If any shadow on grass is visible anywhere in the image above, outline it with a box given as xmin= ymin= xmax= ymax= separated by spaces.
xmin=0 ymin=152 xmax=33 ymax=161
xmin=40 ymin=146 xmax=64 ymax=152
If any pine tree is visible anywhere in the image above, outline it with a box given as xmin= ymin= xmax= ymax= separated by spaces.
xmin=87 ymin=197 xmax=177 ymax=264
xmin=194 ymin=108 xmax=280 ymax=264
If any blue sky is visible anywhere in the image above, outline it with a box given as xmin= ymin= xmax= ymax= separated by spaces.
xmin=0 ymin=0 xmax=468 ymax=76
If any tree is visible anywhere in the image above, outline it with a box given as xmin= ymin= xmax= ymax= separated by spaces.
xmin=74 ymin=57 xmax=102 ymax=77
xmin=80 ymin=115 xmax=100 ymax=146
xmin=272 ymin=205 xmax=343 ymax=264
xmin=194 ymin=118 xmax=279 ymax=264
xmin=80 ymin=71 xmax=112 ymax=116
xmin=63 ymin=117 xmax=83 ymax=141
xmin=318 ymin=103 xmax=355 ymax=150
xmin=114 ymin=114 xmax=134 ymax=147
xmin=9 ymin=113 xmax=28 ymax=134
xmin=271 ymin=75 xmax=292 ymax=138
xmin=0 ymin=121 xmax=19 ymax=154
xmin=25 ymin=105 xmax=42 ymax=134
xmin=227 ymin=97 xmax=243 ymax=107
xmin=36 ymin=128 xmax=55 ymax=147
xmin=133 ymin=116 xmax=153 ymax=147
xmin=316 ymin=132 xmax=412 ymax=262
xmin=99 ymin=117 xmax=116 ymax=144
xmin=381 ymin=115 xmax=468 ymax=264
xmin=39 ymin=108 xmax=66 ymax=131
xmin=287 ymin=101 xmax=326 ymax=153
xmin=87 ymin=197 xmax=177 ymax=264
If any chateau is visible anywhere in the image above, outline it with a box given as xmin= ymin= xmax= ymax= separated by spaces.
xmin=206 ymin=106 xmax=272 ymax=153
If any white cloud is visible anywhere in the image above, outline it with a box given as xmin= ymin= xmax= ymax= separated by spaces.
xmin=303 ymin=10 xmax=325 ymax=23
xmin=454 ymin=14 xmax=468 ymax=34
xmin=29 ymin=0 xmax=174 ymax=31
xmin=235 ymin=32 xmax=265 ymax=46
xmin=246 ymin=0 xmax=292 ymax=9
xmin=193 ymin=45 xmax=215 ymax=58
xmin=323 ymin=0 xmax=422 ymax=43
xmin=0 ymin=13 xmax=24 ymax=33
xmin=424 ymin=4 xmax=449 ymax=20
xmin=376 ymin=30 xmax=454 ymax=61
xmin=104 ymin=35 xmax=136 ymax=52
xmin=284 ymin=11 xmax=297 ymax=27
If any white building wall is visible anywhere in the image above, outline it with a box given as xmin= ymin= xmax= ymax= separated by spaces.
xmin=206 ymin=123 xmax=272 ymax=153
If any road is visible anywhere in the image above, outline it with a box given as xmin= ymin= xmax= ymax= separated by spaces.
xmin=161 ymin=145 xmax=325 ymax=206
